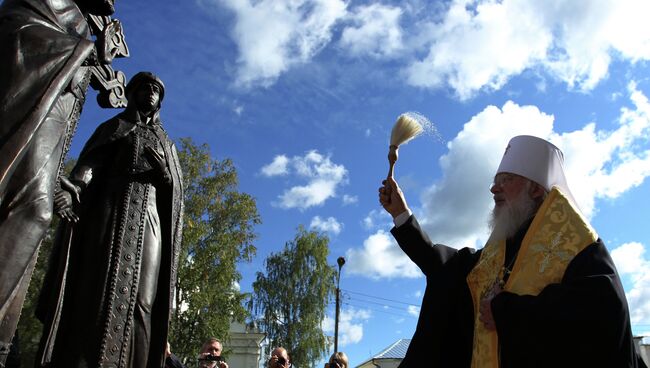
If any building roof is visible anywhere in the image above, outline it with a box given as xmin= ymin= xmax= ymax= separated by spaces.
xmin=374 ymin=338 xmax=410 ymax=359
xmin=355 ymin=339 xmax=411 ymax=367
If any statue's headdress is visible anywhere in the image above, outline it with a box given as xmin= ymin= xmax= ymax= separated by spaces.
xmin=126 ymin=71 xmax=165 ymax=102
xmin=125 ymin=71 xmax=165 ymax=123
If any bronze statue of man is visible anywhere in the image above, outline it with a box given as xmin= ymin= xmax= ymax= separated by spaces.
xmin=0 ymin=0 xmax=118 ymax=364
xmin=36 ymin=72 xmax=184 ymax=368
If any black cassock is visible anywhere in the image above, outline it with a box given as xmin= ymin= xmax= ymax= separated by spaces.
xmin=392 ymin=215 xmax=645 ymax=368
xmin=37 ymin=114 xmax=184 ymax=368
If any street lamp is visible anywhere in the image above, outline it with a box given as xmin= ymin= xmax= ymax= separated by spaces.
xmin=334 ymin=256 xmax=345 ymax=353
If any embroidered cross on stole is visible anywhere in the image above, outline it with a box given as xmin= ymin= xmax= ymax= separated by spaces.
xmin=466 ymin=187 xmax=597 ymax=368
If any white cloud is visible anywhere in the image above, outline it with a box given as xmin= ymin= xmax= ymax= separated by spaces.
xmin=544 ymin=0 xmax=650 ymax=90
xmin=362 ymin=209 xmax=392 ymax=231
xmin=217 ymin=1 xmax=650 ymax=95
xmin=407 ymin=305 xmax=420 ymax=317
xmin=345 ymin=84 xmax=650 ymax=278
xmin=278 ymin=180 xmax=338 ymax=209
xmin=611 ymin=242 xmax=650 ymax=324
xmin=342 ymin=194 xmax=358 ymax=206
xmin=406 ymin=0 xmax=551 ymax=99
xmin=417 ymin=84 xmax=650 ymax=249
xmin=322 ymin=307 xmax=371 ymax=346
xmin=310 ymin=216 xmax=343 ymax=235
xmin=345 ymin=230 xmax=421 ymax=279
xmin=339 ymin=3 xmax=404 ymax=58
xmin=220 ymin=0 xmax=347 ymax=87
xmin=262 ymin=150 xmax=348 ymax=210
xmin=406 ymin=0 xmax=650 ymax=99
xmin=261 ymin=155 xmax=290 ymax=177
xmin=418 ymin=101 xmax=555 ymax=248
xmin=414 ymin=290 xmax=423 ymax=298
xmin=612 ymin=242 xmax=646 ymax=275
xmin=554 ymin=82 xmax=650 ymax=215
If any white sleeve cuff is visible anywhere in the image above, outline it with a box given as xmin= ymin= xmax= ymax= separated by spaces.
xmin=393 ymin=209 xmax=412 ymax=227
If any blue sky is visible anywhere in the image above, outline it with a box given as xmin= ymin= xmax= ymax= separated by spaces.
xmin=64 ymin=0 xmax=650 ymax=366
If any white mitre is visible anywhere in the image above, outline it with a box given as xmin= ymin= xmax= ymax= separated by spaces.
xmin=496 ymin=135 xmax=578 ymax=208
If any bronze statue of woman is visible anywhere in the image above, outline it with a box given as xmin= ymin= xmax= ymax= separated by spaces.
xmin=36 ymin=72 xmax=184 ymax=368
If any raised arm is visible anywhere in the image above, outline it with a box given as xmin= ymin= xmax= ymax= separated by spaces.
xmin=379 ymin=177 xmax=459 ymax=276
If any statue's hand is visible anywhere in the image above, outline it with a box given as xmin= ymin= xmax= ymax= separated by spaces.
xmin=55 ymin=177 xmax=81 ymax=223
xmin=54 ymin=190 xmax=79 ymax=223
xmin=144 ymin=146 xmax=165 ymax=168
xmin=59 ymin=176 xmax=81 ymax=203
xmin=144 ymin=146 xmax=171 ymax=184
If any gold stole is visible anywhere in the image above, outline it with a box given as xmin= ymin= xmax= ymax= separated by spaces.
xmin=466 ymin=187 xmax=597 ymax=368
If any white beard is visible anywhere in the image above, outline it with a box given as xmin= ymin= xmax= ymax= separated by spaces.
xmin=488 ymin=184 xmax=539 ymax=243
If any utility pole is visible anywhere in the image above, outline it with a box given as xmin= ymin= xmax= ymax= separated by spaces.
xmin=334 ymin=256 xmax=345 ymax=353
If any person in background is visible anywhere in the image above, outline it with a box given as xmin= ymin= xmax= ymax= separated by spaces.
xmin=165 ymin=339 xmax=229 ymax=368
xmin=267 ymin=347 xmax=291 ymax=368
xmin=324 ymin=351 xmax=348 ymax=368
xmin=379 ymin=135 xmax=645 ymax=367
xmin=197 ymin=338 xmax=229 ymax=368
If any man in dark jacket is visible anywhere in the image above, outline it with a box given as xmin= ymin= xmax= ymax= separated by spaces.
xmin=379 ymin=135 xmax=646 ymax=367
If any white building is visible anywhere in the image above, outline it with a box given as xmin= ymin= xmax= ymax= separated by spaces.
xmin=227 ymin=321 xmax=266 ymax=368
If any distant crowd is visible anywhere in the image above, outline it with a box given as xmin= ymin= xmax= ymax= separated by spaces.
xmin=165 ymin=339 xmax=348 ymax=368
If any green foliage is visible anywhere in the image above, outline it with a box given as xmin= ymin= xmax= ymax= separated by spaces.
xmin=15 ymin=219 xmax=57 ymax=367
xmin=169 ymin=138 xmax=260 ymax=361
xmin=249 ymin=227 xmax=336 ymax=368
